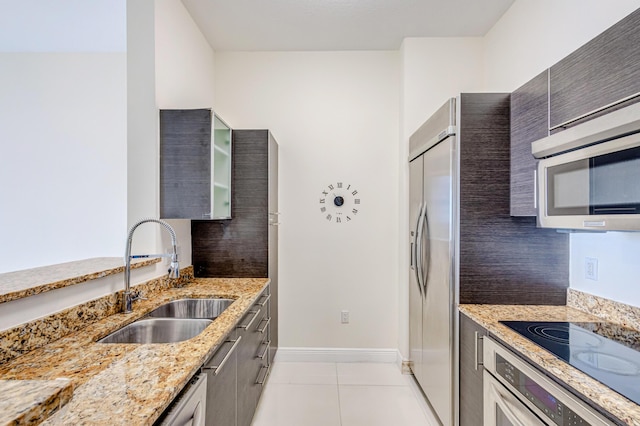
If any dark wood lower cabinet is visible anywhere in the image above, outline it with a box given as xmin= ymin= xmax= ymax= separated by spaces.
xmin=237 ymin=307 xmax=267 ymax=426
xmin=459 ymin=313 xmax=488 ymax=426
xmin=204 ymin=330 xmax=238 ymax=426
xmin=203 ymin=285 xmax=271 ymax=426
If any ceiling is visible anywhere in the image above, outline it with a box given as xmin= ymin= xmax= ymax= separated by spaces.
xmin=182 ymin=0 xmax=515 ymax=51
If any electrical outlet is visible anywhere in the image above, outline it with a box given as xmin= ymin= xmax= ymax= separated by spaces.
xmin=341 ymin=310 xmax=349 ymax=324
xmin=585 ymin=257 xmax=598 ymax=281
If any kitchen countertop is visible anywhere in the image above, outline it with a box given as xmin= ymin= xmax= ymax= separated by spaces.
xmin=0 ymin=277 xmax=269 ymax=425
xmin=0 ymin=379 xmax=73 ymax=425
xmin=460 ymin=304 xmax=640 ymax=426
xmin=0 ymin=257 xmax=160 ymax=304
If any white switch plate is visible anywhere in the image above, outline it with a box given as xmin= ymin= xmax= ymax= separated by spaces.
xmin=585 ymin=257 xmax=598 ymax=281
xmin=341 ymin=310 xmax=349 ymax=324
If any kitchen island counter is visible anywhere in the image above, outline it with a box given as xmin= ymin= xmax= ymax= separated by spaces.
xmin=0 ymin=277 xmax=269 ymax=425
xmin=460 ymin=304 xmax=640 ymax=426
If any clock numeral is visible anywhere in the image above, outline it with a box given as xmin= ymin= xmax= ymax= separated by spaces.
xmin=347 ymin=184 xmax=351 ymax=190
xmin=347 ymin=216 xmax=352 ymax=221
xmin=352 ymin=190 xmax=358 ymax=196
xmin=326 ymin=214 xmax=332 ymax=221
xmin=336 ymin=217 xmax=342 ymax=223
xmin=354 ymin=199 xmax=360 ymax=204
xmin=322 ymin=190 xmax=328 ymax=196
xmin=328 ymin=184 xmax=334 ymax=190
xmin=337 ymin=182 xmax=343 ymax=188
xmin=320 ymin=198 xmax=326 ymax=204
xmin=320 ymin=207 xmax=326 ymax=213
xmin=352 ymin=209 xmax=358 ymax=215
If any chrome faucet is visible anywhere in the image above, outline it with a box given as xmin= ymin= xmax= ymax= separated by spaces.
xmin=123 ymin=218 xmax=180 ymax=314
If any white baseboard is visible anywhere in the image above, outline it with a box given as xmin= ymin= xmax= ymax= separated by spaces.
xmin=275 ymin=347 xmax=401 ymax=364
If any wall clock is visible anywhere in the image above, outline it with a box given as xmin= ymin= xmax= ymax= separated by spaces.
xmin=319 ymin=182 xmax=361 ymax=223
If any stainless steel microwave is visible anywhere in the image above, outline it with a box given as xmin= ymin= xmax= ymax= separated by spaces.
xmin=533 ymin=102 xmax=640 ymax=231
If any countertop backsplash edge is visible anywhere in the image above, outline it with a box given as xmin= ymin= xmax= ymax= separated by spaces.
xmin=568 ymin=288 xmax=640 ymax=332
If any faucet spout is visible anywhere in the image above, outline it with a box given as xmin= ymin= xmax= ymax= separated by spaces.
xmin=123 ymin=218 xmax=180 ymax=314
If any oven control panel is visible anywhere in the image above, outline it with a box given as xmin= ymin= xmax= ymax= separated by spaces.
xmin=496 ymin=354 xmax=590 ymax=425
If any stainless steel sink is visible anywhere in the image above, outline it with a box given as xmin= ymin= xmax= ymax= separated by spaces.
xmin=98 ymin=318 xmax=212 ymax=344
xmin=146 ymin=298 xmax=234 ymax=319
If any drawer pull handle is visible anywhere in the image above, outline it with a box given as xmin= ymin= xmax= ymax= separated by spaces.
xmin=257 ymin=340 xmax=271 ymax=360
xmin=257 ymin=294 xmax=271 ymax=307
xmin=257 ymin=317 xmax=271 ymax=334
xmin=203 ymin=336 xmax=242 ymax=376
xmin=256 ymin=365 xmax=271 ymax=385
xmin=474 ymin=331 xmax=483 ymax=371
xmin=238 ymin=309 xmax=261 ymax=330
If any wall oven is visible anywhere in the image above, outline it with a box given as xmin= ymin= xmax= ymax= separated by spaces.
xmin=483 ymin=337 xmax=612 ymax=426
xmin=533 ymin=102 xmax=640 ymax=231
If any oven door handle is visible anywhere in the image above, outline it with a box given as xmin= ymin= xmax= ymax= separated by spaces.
xmin=486 ymin=375 xmax=545 ymax=426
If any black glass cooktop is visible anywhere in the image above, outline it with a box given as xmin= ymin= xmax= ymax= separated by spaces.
xmin=501 ymin=321 xmax=640 ymax=405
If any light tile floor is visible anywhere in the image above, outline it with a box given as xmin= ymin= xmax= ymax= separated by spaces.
xmin=251 ymin=362 xmax=440 ymax=426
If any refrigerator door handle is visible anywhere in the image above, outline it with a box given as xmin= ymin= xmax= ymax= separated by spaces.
xmin=416 ymin=202 xmax=426 ymax=295
xmin=413 ymin=203 xmax=424 ymax=296
xmin=421 ymin=203 xmax=431 ymax=295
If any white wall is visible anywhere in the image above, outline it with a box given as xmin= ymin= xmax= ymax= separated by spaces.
xmin=215 ymin=51 xmax=400 ymax=350
xmin=483 ymin=0 xmax=640 ymax=306
xmin=483 ymin=0 xmax=640 ymax=91
xmin=127 ymin=0 xmax=217 ymax=277
xmin=0 ymin=1 xmax=127 ymax=274
xmin=401 ymin=38 xmax=485 ymax=138
xmin=126 ymin=0 xmax=215 ymax=278
xmin=0 ymin=0 xmax=217 ymax=329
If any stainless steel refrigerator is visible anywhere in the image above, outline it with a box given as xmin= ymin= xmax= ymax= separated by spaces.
xmin=409 ymin=98 xmax=457 ymax=426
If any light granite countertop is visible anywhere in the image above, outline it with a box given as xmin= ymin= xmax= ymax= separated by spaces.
xmin=460 ymin=304 xmax=640 ymax=426
xmin=0 ymin=277 xmax=269 ymax=425
xmin=0 ymin=257 xmax=160 ymax=304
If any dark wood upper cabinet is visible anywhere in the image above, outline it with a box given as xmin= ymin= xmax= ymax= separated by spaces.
xmin=549 ymin=8 xmax=640 ymax=130
xmin=510 ymin=70 xmax=548 ymax=217
xmin=510 ymin=9 xmax=640 ymax=217
xmin=159 ymin=109 xmax=232 ymax=220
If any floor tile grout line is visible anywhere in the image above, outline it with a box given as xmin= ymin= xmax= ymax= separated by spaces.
xmin=334 ymin=362 xmax=344 ymax=426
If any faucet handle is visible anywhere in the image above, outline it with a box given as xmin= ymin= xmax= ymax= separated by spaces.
xmin=131 ymin=290 xmax=147 ymax=302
